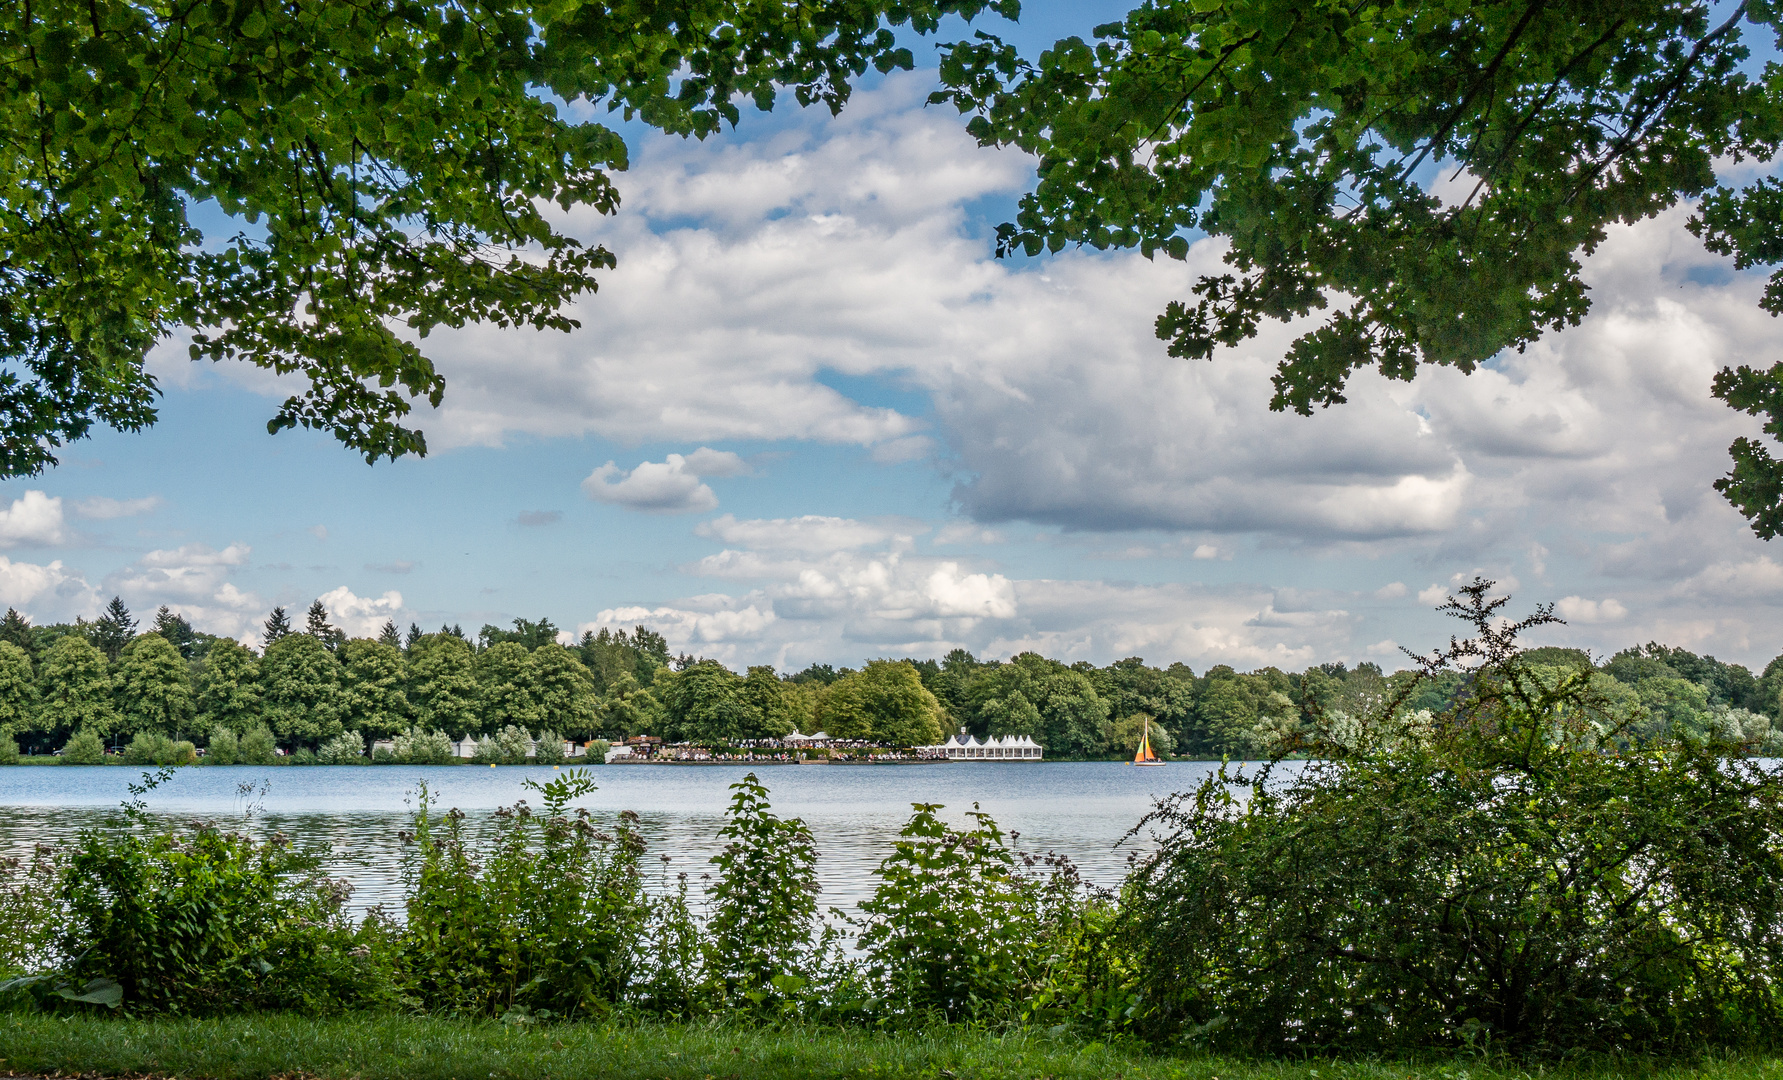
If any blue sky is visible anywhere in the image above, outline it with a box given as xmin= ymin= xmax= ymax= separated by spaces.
xmin=6 ymin=3 xmax=1783 ymax=672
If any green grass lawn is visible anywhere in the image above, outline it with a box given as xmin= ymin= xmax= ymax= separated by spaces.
xmin=3 ymin=1014 xmax=1781 ymax=1080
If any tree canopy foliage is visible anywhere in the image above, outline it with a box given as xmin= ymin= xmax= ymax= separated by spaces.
xmin=1 ymin=594 xmax=1780 ymax=764
xmin=932 ymin=0 xmax=1783 ymax=535
xmin=0 ymin=0 xmax=1016 ymax=474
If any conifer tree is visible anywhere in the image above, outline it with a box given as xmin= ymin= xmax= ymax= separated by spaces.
xmin=92 ymin=596 xmax=136 ymax=660
xmin=263 ymin=606 xmax=292 ymax=645
xmin=378 ymin=620 xmax=401 ymax=648
xmin=148 ymin=605 xmax=198 ymax=660
xmin=0 ymin=608 xmax=36 ymax=662
xmin=405 ymin=622 xmax=423 ymax=650
xmin=305 ymin=599 xmax=345 ymax=651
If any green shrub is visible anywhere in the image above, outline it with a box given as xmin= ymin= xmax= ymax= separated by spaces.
xmin=122 ymin=732 xmax=169 ymax=766
xmin=705 ymin=773 xmax=820 ymax=1011
xmin=533 ymin=729 xmax=564 ymax=765
xmin=851 ymin=803 xmax=1063 ymax=1024
xmin=371 ymin=746 xmax=396 ymax=764
xmin=469 ymin=735 xmax=500 ymax=765
xmin=586 ymin=739 xmax=610 ymax=764
xmin=56 ymin=822 xmax=399 ymax=1015
xmin=288 ymin=747 xmax=317 ymax=766
xmin=166 ymin=740 xmax=197 ymax=766
xmin=238 ymin=725 xmax=279 ymax=766
xmin=60 ymin=730 xmax=105 ymax=765
xmin=391 ymin=726 xmax=453 ymax=765
xmin=399 ymin=771 xmax=652 ymax=1017
xmin=1122 ymin=580 xmax=1783 ymax=1055
xmin=494 ymin=724 xmax=532 ymax=764
xmin=0 ymin=732 xmax=19 ymax=765
xmin=206 ymin=727 xmax=239 ymax=765
xmin=315 ymin=731 xmax=366 ymax=765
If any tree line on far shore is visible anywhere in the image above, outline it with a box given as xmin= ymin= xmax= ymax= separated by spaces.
xmin=0 ymin=597 xmax=1780 ymax=764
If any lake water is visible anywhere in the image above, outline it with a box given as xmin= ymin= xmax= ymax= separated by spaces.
xmin=0 ymin=762 xmax=1230 ymax=917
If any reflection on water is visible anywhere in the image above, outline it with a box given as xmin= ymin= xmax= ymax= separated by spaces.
xmin=0 ymin=761 xmax=1239 ymax=916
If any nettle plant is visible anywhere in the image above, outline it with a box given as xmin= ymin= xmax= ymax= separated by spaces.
xmin=849 ymin=802 xmax=1101 ymax=1025
xmin=704 ymin=772 xmax=822 ymax=1011
xmin=398 ymin=770 xmax=650 ymax=1018
xmin=1122 ymin=580 xmax=1783 ymax=1055
xmin=9 ymin=771 xmax=397 ymax=1015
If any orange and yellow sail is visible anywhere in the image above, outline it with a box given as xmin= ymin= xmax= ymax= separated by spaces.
xmin=1134 ymin=717 xmax=1164 ymax=766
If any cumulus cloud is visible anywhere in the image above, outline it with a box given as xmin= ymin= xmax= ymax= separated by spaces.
xmin=681 ymin=448 xmax=753 ymax=477
xmin=316 ymin=585 xmax=406 ymax=638
xmin=572 ymin=511 xmax=1375 ymax=672
xmin=0 ymin=491 xmax=67 ymax=546
xmin=583 ymin=455 xmax=719 ymax=514
xmin=106 ymin=542 xmax=262 ymax=640
xmin=101 ymin=75 xmax=1783 ymax=667
xmin=71 ymin=495 xmax=162 ymax=520
xmin=0 ymin=556 xmax=96 ymax=613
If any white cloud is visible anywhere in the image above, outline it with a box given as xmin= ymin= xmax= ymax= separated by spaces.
xmin=107 ymin=543 xmax=262 ymax=640
xmin=0 ymin=491 xmax=66 ymax=546
xmin=98 ymin=77 xmax=1783 ymax=669
xmin=309 ymin=525 xmax=328 ymax=541
xmin=1375 ymin=582 xmax=1408 ymax=600
xmin=695 ymin=513 xmax=910 ymax=553
xmin=0 ymin=556 xmax=96 ymax=612
xmin=139 ymin=542 xmax=251 ymax=570
xmin=583 ymin=454 xmax=721 ymax=514
xmin=316 ymin=585 xmax=406 ymax=638
xmin=582 ymin=448 xmax=753 ymax=514
xmin=1555 ymin=596 xmax=1629 ymax=624
xmin=682 ymin=447 xmax=753 ymax=477
xmin=71 ymin=496 xmax=162 ymax=520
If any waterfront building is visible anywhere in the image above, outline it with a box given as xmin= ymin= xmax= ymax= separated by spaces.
xmin=925 ymin=728 xmax=1043 ymax=761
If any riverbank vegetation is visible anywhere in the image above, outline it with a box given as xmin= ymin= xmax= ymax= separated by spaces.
xmin=0 ymin=591 xmax=1779 ymax=764
xmin=5 ymin=582 xmax=1783 ymax=1060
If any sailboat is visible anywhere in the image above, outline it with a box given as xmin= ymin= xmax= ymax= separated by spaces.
xmin=1133 ymin=716 xmax=1165 ymax=767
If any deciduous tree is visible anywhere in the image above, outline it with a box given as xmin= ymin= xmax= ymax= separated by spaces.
xmin=33 ymin=634 xmax=117 ymax=746
xmin=0 ymin=0 xmax=1014 ymax=475
xmin=114 ymin=632 xmax=195 ymax=738
xmin=934 ymin=1 xmax=1783 ymax=533
xmin=197 ymin=638 xmax=261 ymax=735
xmin=822 ymin=660 xmax=945 ymax=747
xmin=259 ymin=632 xmax=344 ymax=748
xmin=339 ymin=638 xmax=409 ymax=740
xmin=0 ymin=640 xmax=36 ymax=737
xmin=407 ymin=632 xmax=479 ymax=738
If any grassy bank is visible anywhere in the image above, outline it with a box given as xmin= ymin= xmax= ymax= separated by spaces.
xmin=1 ymin=1014 xmax=1779 ymax=1080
